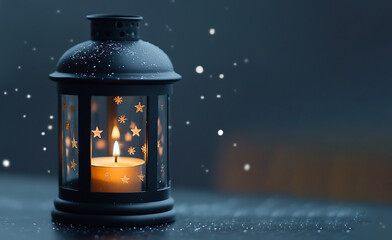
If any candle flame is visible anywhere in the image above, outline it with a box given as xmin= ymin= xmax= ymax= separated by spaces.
xmin=113 ymin=141 xmax=120 ymax=157
xmin=112 ymin=125 xmax=120 ymax=139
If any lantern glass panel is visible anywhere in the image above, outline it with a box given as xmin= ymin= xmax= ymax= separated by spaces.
xmin=61 ymin=94 xmax=79 ymax=190
xmin=90 ymin=96 xmax=147 ymax=193
xmin=157 ymin=95 xmax=168 ymax=189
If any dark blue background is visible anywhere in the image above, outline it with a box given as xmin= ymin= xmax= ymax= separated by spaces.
xmin=1 ymin=0 xmax=391 ymax=191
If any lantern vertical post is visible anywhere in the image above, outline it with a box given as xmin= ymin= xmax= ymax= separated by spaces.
xmin=147 ymin=95 xmax=158 ymax=191
xmin=78 ymin=93 xmax=91 ymax=192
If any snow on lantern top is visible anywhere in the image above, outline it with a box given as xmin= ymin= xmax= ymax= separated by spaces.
xmin=49 ymin=14 xmax=181 ymax=83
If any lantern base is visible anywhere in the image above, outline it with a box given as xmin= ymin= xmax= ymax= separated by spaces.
xmin=52 ymin=197 xmax=175 ymax=226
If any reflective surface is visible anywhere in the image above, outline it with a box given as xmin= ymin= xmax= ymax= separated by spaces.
xmin=1 ymin=174 xmax=392 ymax=240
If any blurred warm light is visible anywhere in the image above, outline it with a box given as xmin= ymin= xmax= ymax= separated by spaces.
xmin=65 ymin=137 xmax=71 ymax=147
xmin=95 ymin=139 xmax=106 ymax=150
xmin=158 ymin=146 xmax=163 ymax=156
xmin=91 ymin=101 xmax=98 ymax=113
xmin=113 ymin=141 xmax=120 ymax=157
xmin=158 ymin=118 xmax=162 ymax=135
xmin=125 ymin=132 xmax=132 ymax=142
xmin=129 ymin=121 xmax=136 ymax=129
xmin=112 ymin=125 xmax=120 ymax=139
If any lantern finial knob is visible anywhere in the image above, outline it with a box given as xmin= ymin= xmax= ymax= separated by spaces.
xmin=87 ymin=14 xmax=143 ymax=41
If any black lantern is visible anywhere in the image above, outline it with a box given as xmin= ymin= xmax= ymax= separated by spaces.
xmin=49 ymin=14 xmax=181 ymax=226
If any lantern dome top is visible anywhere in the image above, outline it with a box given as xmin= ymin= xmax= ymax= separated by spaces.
xmin=50 ymin=14 xmax=181 ymax=83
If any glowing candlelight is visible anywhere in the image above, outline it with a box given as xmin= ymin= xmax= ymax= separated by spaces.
xmin=113 ymin=141 xmax=119 ymax=163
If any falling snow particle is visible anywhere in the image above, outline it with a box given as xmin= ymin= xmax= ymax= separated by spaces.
xmin=70 ymin=39 xmax=74 ymax=43
xmin=48 ymin=125 xmax=53 ymax=130
xmin=50 ymin=57 xmax=54 ymax=61
xmin=22 ymin=114 xmax=27 ymax=118
xmin=219 ymin=74 xmax=224 ymax=79
xmin=43 ymin=147 xmax=47 ymax=151
xmin=56 ymin=10 xmax=61 ymax=14
xmin=244 ymin=58 xmax=249 ymax=63
xmin=186 ymin=121 xmax=190 ymax=125
xmin=47 ymin=170 xmax=51 ymax=173
xmin=209 ymin=28 xmax=215 ymax=35
xmin=218 ymin=129 xmax=224 ymax=136
xmin=2 ymin=159 xmax=10 ymax=168
xmin=32 ymin=47 xmax=37 ymax=51
xmin=14 ymin=88 xmax=18 ymax=92
xmin=233 ymin=62 xmax=237 ymax=66
xmin=144 ymin=22 xmax=149 ymax=26
xmin=3 ymin=91 xmax=7 ymax=95
xmin=168 ymin=125 xmax=172 ymax=130
xmin=216 ymin=94 xmax=221 ymax=99
xmin=49 ymin=115 xmax=54 ymax=119
xmin=41 ymin=132 xmax=46 ymax=136
xmin=17 ymin=66 xmax=22 ymax=69
xmin=233 ymin=143 xmax=237 ymax=147
xmin=205 ymin=169 xmax=209 ymax=173
xmin=200 ymin=95 xmax=205 ymax=100
xmin=195 ymin=66 xmax=204 ymax=74
xmin=244 ymin=163 xmax=250 ymax=171
xmin=26 ymin=94 xmax=31 ymax=99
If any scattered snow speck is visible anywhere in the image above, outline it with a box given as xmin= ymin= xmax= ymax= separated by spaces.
xmin=218 ymin=129 xmax=224 ymax=136
xmin=186 ymin=121 xmax=190 ymax=125
xmin=209 ymin=28 xmax=215 ymax=35
xmin=216 ymin=94 xmax=221 ymax=99
xmin=70 ymin=39 xmax=74 ymax=43
xmin=219 ymin=74 xmax=224 ymax=79
xmin=144 ymin=22 xmax=149 ymax=26
xmin=47 ymin=125 xmax=53 ymax=130
xmin=32 ymin=47 xmax=37 ymax=51
xmin=47 ymin=170 xmax=51 ymax=173
xmin=205 ymin=169 xmax=209 ymax=173
xmin=49 ymin=115 xmax=54 ymax=119
xmin=209 ymin=74 xmax=213 ymax=78
xmin=14 ymin=88 xmax=18 ymax=92
xmin=50 ymin=57 xmax=54 ymax=61
xmin=26 ymin=94 xmax=31 ymax=99
xmin=56 ymin=10 xmax=61 ymax=14
xmin=43 ymin=147 xmax=47 ymax=151
xmin=244 ymin=58 xmax=249 ymax=63
xmin=200 ymin=95 xmax=205 ymax=100
xmin=168 ymin=125 xmax=172 ymax=130
xmin=2 ymin=159 xmax=10 ymax=168
xmin=195 ymin=66 xmax=204 ymax=74
xmin=41 ymin=132 xmax=46 ymax=136
xmin=244 ymin=163 xmax=251 ymax=171
xmin=233 ymin=62 xmax=237 ymax=66
xmin=3 ymin=91 xmax=7 ymax=95
xmin=233 ymin=143 xmax=237 ymax=147
xmin=22 ymin=114 xmax=27 ymax=118
xmin=17 ymin=66 xmax=22 ymax=69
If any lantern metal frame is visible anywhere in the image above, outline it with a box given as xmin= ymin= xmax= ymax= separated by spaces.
xmin=49 ymin=14 xmax=181 ymax=226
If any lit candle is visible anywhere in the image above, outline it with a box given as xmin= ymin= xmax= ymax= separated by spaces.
xmin=91 ymin=140 xmax=145 ymax=192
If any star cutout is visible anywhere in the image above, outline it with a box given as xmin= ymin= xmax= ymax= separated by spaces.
xmin=131 ymin=126 xmax=141 ymax=136
xmin=138 ymin=173 xmax=145 ymax=182
xmin=134 ymin=102 xmax=145 ymax=113
xmin=113 ymin=96 xmax=123 ymax=104
xmin=65 ymin=121 xmax=70 ymax=130
xmin=71 ymin=138 xmax=78 ymax=148
xmin=70 ymin=105 xmax=75 ymax=113
xmin=120 ymin=176 xmax=130 ymax=184
xmin=118 ymin=115 xmax=127 ymax=123
xmin=63 ymin=102 xmax=66 ymax=111
xmin=104 ymin=171 xmax=112 ymax=181
xmin=141 ymin=144 xmax=147 ymax=155
xmin=91 ymin=126 xmax=103 ymax=138
xmin=128 ymin=146 xmax=136 ymax=155
xmin=70 ymin=159 xmax=77 ymax=171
